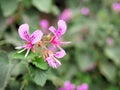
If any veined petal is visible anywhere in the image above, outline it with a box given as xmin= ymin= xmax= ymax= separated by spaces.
xmin=57 ymin=20 xmax=67 ymax=36
xmin=46 ymin=56 xmax=61 ymax=68
xmin=30 ymin=30 xmax=43 ymax=44
xmin=18 ymin=23 xmax=30 ymax=41
xmin=55 ymin=48 xmax=66 ymax=58
xmin=49 ymin=26 xmax=56 ymax=35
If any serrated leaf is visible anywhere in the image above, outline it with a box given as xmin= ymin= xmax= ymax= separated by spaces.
xmin=29 ymin=64 xmax=49 ymax=86
xmin=0 ymin=0 xmax=18 ymax=17
xmin=32 ymin=56 xmax=48 ymax=70
xmin=0 ymin=51 xmax=14 ymax=89
xmin=32 ymin=0 xmax=52 ymax=13
xmin=99 ymin=61 xmax=117 ymax=82
xmin=105 ymin=47 xmax=120 ymax=67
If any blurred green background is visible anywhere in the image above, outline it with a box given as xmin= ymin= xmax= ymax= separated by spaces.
xmin=0 ymin=0 xmax=120 ymax=90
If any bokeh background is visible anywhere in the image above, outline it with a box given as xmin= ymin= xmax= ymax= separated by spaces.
xmin=0 ymin=0 xmax=120 ymax=90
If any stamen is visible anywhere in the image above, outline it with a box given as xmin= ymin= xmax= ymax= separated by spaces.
xmin=25 ymin=49 xmax=30 ymax=58
xmin=18 ymin=48 xmax=26 ymax=53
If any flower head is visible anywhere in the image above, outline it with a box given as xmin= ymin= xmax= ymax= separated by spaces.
xmin=49 ymin=20 xmax=70 ymax=46
xmin=77 ymin=83 xmax=88 ymax=90
xmin=106 ymin=37 xmax=114 ymax=46
xmin=16 ymin=24 xmax=43 ymax=57
xmin=58 ymin=81 xmax=75 ymax=90
xmin=80 ymin=7 xmax=89 ymax=15
xmin=59 ymin=8 xmax=72 ymax=22
xmin=43 ymin=46 xmax=66 ymax=68
xmin=112 ymin=3 xmax=120 ymax=13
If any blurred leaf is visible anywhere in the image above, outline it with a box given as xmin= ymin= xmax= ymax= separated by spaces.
xmin=0 ymin=0 xmax=18 ymax=17
xmin=76 ymin=53 xmax=95 ymax=71
xmin=29 ymin=64 xmax=49 ymax=86
xmin=13 ymin=51 xmax=35 ymax=60
xmin=0 ymin=12 xmax=7 ymax=38
xmin=32 ymin=56 xmax=48 ymax=70
xmin=23 ymin=10 xmax=39 ymax=29
xmin=23 ymin=0 xmax=32 ymax=7
xmin=0 ymin=51 xmax=13 ymax=89
xmin=51 ymin=5 xmax=60 ymax=16
xmin=99 ymin=61 xmax=117 ymax=82
xmin=105 ymin=47 xmax=120 ymax=67
xmin=11 ymin=61 xmax=27 ymax=76
xmin=32 ymin=0 xmax=52 ymax=13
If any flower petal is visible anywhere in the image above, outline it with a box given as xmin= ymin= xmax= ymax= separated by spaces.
xmin=57 ymin=20 xmax=67 ymax=36
xmin=46 ymin=55 xmax=61 ymax=68
xmin=77 ymin=83 xmax=89 ymax=90
xmin=55 ymin=46 xmax=66 ymax=58
xmin=18 ymin=24 xmax=30 ymax=41
xmin=49 ymin=26 xmax=56 ymax=35
xmin=55 ymin=48 xmax=66 ymax=58
xmin=30 ymin=30 xmax=43 ymax=44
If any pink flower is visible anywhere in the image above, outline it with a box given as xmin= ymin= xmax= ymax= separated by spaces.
xmin=16 ymin=24 xmax=43 ymax=57
xmin=80 ymin=7 xmax=89 ymax=15
xmin=59 ymin=9 xmax=72 ymax=22
xmin=45 ymin=46 xmax=66 ymax=68
xmin=49 ymin=20 xmax=70 ymax=47
xmin=112 ymin=3 xmax=120 ymax=13
xmin=58 ymin=81 xmax=75 ymax=90
xmin=77 ymin=83 xmax=89 ymax=90
xmin=106 ymin=37 xmax=114 ymax=46
xmin=39 ymin=19 xmax=49 ymax=34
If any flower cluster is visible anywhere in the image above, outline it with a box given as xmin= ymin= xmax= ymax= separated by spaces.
xmin=112 ymin=2 xmax=120 ymax=13
xmin=58 ymin=81 xmax=89 ymax=90
xmin=16 ymin=20 xmax=69 ymax=68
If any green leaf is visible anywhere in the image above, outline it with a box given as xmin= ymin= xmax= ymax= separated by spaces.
xmin=32 ymin=56 xmax=48 ymax=70
xmin=51 ymin=5 xmax=60 ymax=16
xmin=0 ymin=51 xmax=13 ymax=89
xmin=23 ymin=10 xmax=39 ymax=29
xmin=99 ymin=61 xmax=117 ymax=82
xmin=13 ymin=50 xmax=35 ymax=60
xmin=29 ymin=64 xmax=49 ymax=86
xmin=32 ymin=0 xmax=52 ymax=13
xmin=0 ymin=0 xmax=18 ymax=17
xmin=0 ymin=11 xmax=8 ymax=38
xmin=105 ymin=47 xmax=120 ymax=67
xmin=76 ymin=53 xmax=95 ymax=71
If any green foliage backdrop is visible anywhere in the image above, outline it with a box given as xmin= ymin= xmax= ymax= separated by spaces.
xmin=0 ymin=0 xmax=120 ymax=90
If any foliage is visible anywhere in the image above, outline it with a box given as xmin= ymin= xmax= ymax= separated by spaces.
xmin=0 ymin=0 xmax=120 ymax=90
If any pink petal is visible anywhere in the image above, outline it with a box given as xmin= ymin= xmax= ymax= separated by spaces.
xmin=57 ymin=20 xmax=67 ymax=36
xmin=58 ymin=88 xmax=65 ymax=90
xmin=18 ymin=24 xmax=30 ymax=41
xmin=40 ymin=19 xmax=49 ymax=30
xmin=55 ymin=48 xmax=66 ymax=58
xmin=30 ymin=30 xmax=43 ymax=44
xmin=49 ymin=26 xmax=56 ymax=35
xmin=64 ymin=81 xmax=75 ymax=90
xmin=77 ymin=83 xmax=89 ymax=90
xmin=46 ymin=55 xmax=61 ymax=68
xmin=59 ymin=8 xmax=72 ymax=22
